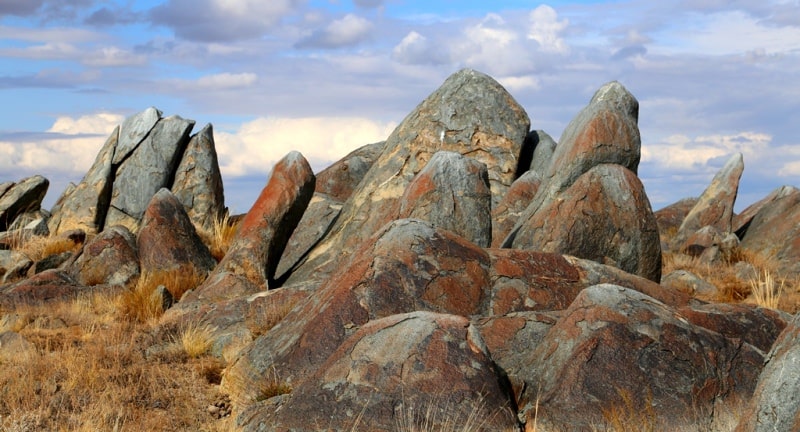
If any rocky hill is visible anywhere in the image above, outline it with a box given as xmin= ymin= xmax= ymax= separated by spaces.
xmin=1 ymin=69 xmax=799 ymax=431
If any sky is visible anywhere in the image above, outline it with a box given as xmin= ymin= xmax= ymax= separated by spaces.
xmin=1 ymin=0 xmax=799 ymax=215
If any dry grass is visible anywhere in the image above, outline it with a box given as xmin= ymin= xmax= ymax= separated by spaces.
xmin=0 ymin=290 xmax=227 ymax=432
xmin=749 ymin=270 xmax=786 ymax=309
xmin=254 ymin=367 xmax=293 ymax=402
xmin=178 ymin=322 xmax=216 ymax=358
xmin=196 ymin=213 xmax=239 ymax=262
xmin=13 ymin=233 xmax=83 ymax=262
xmin=601 ymin=389 xmax=657 ymax=432
xmin=116 ymin=267 xmax=207 ymax=324
xmin=392 ymin=393 xmax=517 ymax=432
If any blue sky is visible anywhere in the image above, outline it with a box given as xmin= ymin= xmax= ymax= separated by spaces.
xmin=1 ymin=0 xmax=799 ymax=214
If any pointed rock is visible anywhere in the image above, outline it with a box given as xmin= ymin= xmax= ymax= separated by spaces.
xmin=510 ymin=164 xmax=662 ymax=282
xmin=0 ymin=175 xmax=49 ymax=232
xmin=527 ymin=129 xmax=558 ymax=176
xmin=314 ymin=141 xmax=384 ymax=202
xmin=190 ymin=151 xmax=315 ymax=300
xmin=733 ymin=185 xmax=798 ymax=237
xmin=287 ymin=68 xmax=529 ymax=286
xmin=518 ymin=284 xmax=764 ymax=430
xmin=171 ymin=123 xmax=225 ymax=232
xmin=112 ymin=106 xmax=161 ymax=165
xmin=48 ymin=126 xmax=117 ymax=235
xmin=739 ymin=186 xmax=800 ymax=275
xmin=106 ymin=114 xmax=195 ymax=227
xmin=397 ymin=151 xmax=492 ymax=247
xmin=237 ymin=312 xmax=519 ymax=431
xmin=674 ymin=152 xmax=744 ymax=249
xmin=137 ymin=188 xmax=216 ymax=278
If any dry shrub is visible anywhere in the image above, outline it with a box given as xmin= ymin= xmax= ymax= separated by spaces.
xmin=749 ymin=270 xmax=786 ymax=309
xmin=249 ymin=297 xmax=300 ymax=337
xmin=254 ymin=367 xmax=293 ymax=402
xmin=196 ymin=213 xmax=239 ymax=262
xmin=116 ymin=267 xmax=207 ymax=324
xmin=178 ymin=322 xmax=216 ymax=358
xmin=393 ymin=392 xmax=517 ymax=432
xmin=15 ymin=234 xmax=82 ymax=262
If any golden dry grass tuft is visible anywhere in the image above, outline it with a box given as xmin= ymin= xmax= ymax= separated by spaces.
xmin=196 ymin=213 xmax=239 ymax=262
xmin=14 ymin=233 xmax=83 ymax=262
xmin=178 ymin=322 xmax=216 ymax=358
xmin=116 ymin=267 xmax=207 ymax=324
xmin=0 ymin=290 xmax=229 ymax=432
xmin=749 ymin=269 xmax=786 ymax=309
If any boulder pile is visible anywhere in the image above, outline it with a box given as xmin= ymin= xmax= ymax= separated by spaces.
xmin=1 ymin=68 xmax=799 ymax=431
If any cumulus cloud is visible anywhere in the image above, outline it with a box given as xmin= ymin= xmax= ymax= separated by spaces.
xmin=295 ymin=14 xmax=374 ymax=49
xmin=164 ymin=72 xmax=258 ymax=92
xmin=150 ymin=0 xmax=303 ymax=42
xmin=214 ymin=116 xmax=397 ymax=177
xmin=392 ymin=31 xmax=450 ymax=65
xmin=528 ymin=5 xmax=569 ymax=54
xmin=0 ymin=112 xmax=122 ymax=176
xmin=641 ymin=131 xmax=772 ymax=172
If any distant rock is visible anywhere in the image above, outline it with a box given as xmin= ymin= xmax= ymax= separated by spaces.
xmin=674 ymin=153 xmax=744 ymax=249
xmin=236 ymin=311 xmax=519 ymax=432
xmin=0 ymin=175 xmax=49 ymax=232
xmin=0 ymin=250 xmax=32 ymax=284
xmin=517 ymin=284 xmax=764 ymax=430
xmin=734 ymin=185 xmax=797 ymax=237
xmin=137 ymin=188 xmax=216 ymax=277
xmin=106 ymin=114 xmax=195 ymax=227
xmin=510 ymin=164 xmax=662 ymax=282
xmin=661 ymin=269 xmax=718 ymax=298
xmin=654 ymin=197 xmax=698 ymax=241
xmin=314 ymin=141 xmax=384 ymax=202
xmin=739 ymin=186 xmax=800 ymax=275
xmin=397 ymin=151 xmax=492 ymax=247
xmin=171 ymin=123 xmax=226 ymax=232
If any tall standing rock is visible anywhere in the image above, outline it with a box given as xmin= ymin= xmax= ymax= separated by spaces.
xmin=190 ymin=151 xmax=315 ymax=300
xmin=397 ymin=151 xmax=492 ymax=247
xmin=673 ymin=152 xmax=744 ymax=250
xmin=0 ymin=175 xmax=49 ymax=232
xmin=106 ymin=114 xmax=195 ymax=228
xmin=112 ymin=107 xmax=161 ymax=164
xmin=288 ymin=68 xmax=529 ymax=285
xmin=314 ymin=141 xmax=384 ymax=202
xmin=491 ymin=170 xmax=541 ymax=248
xmin=510 ymin=164 xmax=661 ymax=282
xmin=48 ymin=127 xmax=117 ymax=235
xmin=171 ymin=123 xmax=225 ymax=232
xmin=503 ymin=81 xmax=641 ymax=247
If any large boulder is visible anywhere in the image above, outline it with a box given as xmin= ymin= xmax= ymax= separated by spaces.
xmin=733 ymin=185 xmax=797 ymax=237
xmin=48 ymin=128 xmax=116 ymax=235
xmin=503 ymin=81 xmax=641 ymax=248
xmin=736 ymin=312 xmax=800 ymax=431
xmin=490 ymin=170 xmax=541 ymax=248
xmin=654 ymin=197 xmax=698 ymax=244
xmin=0 ymin=269 xmax=89 ymax=307
xmin=222 ymin=219 xmax=492 ymax=407
xmin=0 ymin=175 xmax=49 ymax=232
xmin=517 ymin=284 xmax=764 ymax=430
xmin=171 ymin=123 xmax=225 ymax=232
xmin=673 ymin=153 xmax=744 ymax=249
xmin=397 ymin=151 xmax=492 ymax=247
xmin=136 ymin=188 xmax=216 ymax=277
xmin=106 ymin=114 xmax=195 ymax=227
xmin=237 ymin=311 xmax=519 ymax=431
xmin=739 ymin=186 xmax=800 ymax=275
xmin=509 ymin=164 xmax=662 ymax=282
xmin=287 ymin=68 xmax=529 ymax=286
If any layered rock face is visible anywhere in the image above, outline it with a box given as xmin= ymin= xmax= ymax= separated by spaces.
xmin=1 ymin=68 xmax=797 ymax=432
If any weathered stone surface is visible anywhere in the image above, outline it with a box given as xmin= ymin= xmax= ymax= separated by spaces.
xmin=398 ymin=151 xmax=492 ymax=247
xmin=189 ymin=151 xmax=315 ymax=301
xmin=0 ymin=331 xmax=36 ymax=360
xmin=288 ymin=68 xmax=529 ymax=286
xmin=137 ymin=188 xmax=216 ymax=277
xmin=474 ymin=310 xmax=560 ymax=398
xmin=223 ymin=219 xmax=492 ymax=406
xmin=740 ymin=186 xmax=800 ymax=275
xmin=47 ymin=127 xmax=117 ymax=235
xmin=107 ymin=114 xmax=195 ymax=226
xmin=491 ymin=170 xmax=540 ymax=248
xmin=510 ymin=164 xmax=662 ymax=282
xmin=734 ymin=185 xmax=797 ymax=237
xmin=517 ymin=284 xmax=764 ymax=430
xmin=0 ymin=250 xmax=32 ymax=284
xmin=681 ymin=225 xmax=723 ymax=257
xmin=112 ymin=106 xmax=161 ymax=165
xmin=0 ymin=175 xmax=49 ymax=232
xmin=314 ymin=141 xmax=384 ymax=202
xmin=69 ymin=225 xmax=139 ymax=287
xmin=661 ymin=269 xmax=718 ymax=298
xmin=171 ymin=123 xmax=225 ymax=232
xmin=274 ymin=193 xmax=342 ymax=283
xmin=736 ymin=312 xmax=800 ymax=432
xmin=674 ymin=153 xmax=744 ymax=248
xmin=237 ymin=312 xmax=519 ymax=432
xmin=0 ymin=269 xmax=88 ymax=307
xmin=528 ymin=129 xmax=557 ymax=176
xmin=503 ymin=81 xmax=641 ymax=248
xmin=677 ymin=302 xmax=788 ymax=353
xmin=654 ymin=197 xmax=698 ymax=245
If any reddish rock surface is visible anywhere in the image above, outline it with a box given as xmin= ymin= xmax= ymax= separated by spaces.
xmin=491 ymin=170 xmax=541 ymax=248
xmin=314 ymin=141 xmax=383 ymax=202
xmin=740 ymin=186 xmax=800 ymax=275
xmin=237 ymin=312 xmax=519 ymax=432
xmin=69 ymin=225 xmax=140 ymax=287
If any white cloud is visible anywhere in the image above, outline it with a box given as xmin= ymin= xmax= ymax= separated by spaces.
xmin=296 ymin=13 xmax=374 ymax=49
xmin=195 ymin=72 xmax=258 ymax=89
xmin=528 ymin=5 xmax=569 ymax=54
xmin=451 ymin=13 xmax=536 ymax=76
xmin=214 ymin=116 xmax=397 ymax=177
xmin=83 ymin=46 xmax=147 ymax=67
xmin=641 ymin=131 xmax=772 ymax=171
xmin=497 ymin=75 xmax=541 ymax=93
xmin=392 ymin=31 xmax=449 ymax=65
